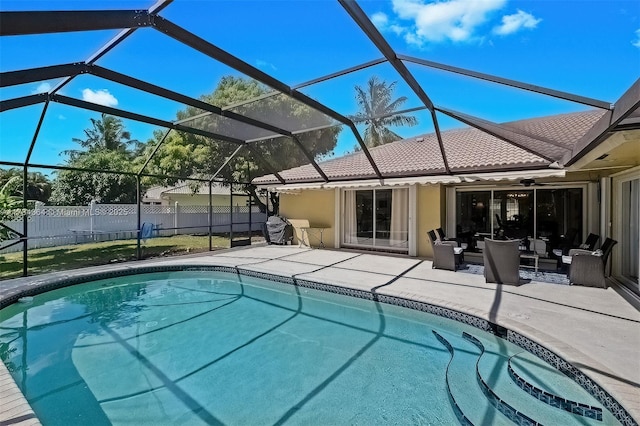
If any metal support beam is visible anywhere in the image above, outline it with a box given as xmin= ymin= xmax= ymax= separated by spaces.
xmin=50 ymin=0 xmax=173 ymax=95
xmin=291 ymin=136 xmax=329 ymax=182
xmin=244 ymin=144 xmax=286 ymax=185
xmin=339 ymin=0 xmax=450 ymax=173
xmin=51 ymin=94 xmax=172 ymax=127
xmin=151 ymin=15 xmax=383 ymax=180
xmin=19 ymin=101 xmax=49 ymax=277
xmin=211 ymin=145 xmax=245 ymax=181
xmin=0 ymin=10 xmax=153 ymax=36
xmin=222 ymin=57 xmax=387 ymax=112
xmin=137 ymin=129 xmax=173 ymax=175
xmin=435 ymin=106 xmax=557 ymax=163
xmin=0 ymin=63 xmax=87 ymax=87
xmin=50 ymin=94 xmax=246 ymax=145
xmin=399 ymin=54 xmax=612 ymax=110
xmin=88 ymin=65 xmax=329 ymax=177
xmin=24 ymin=100 xmax=49 ymax=164
xmin=0 ymin=160 xmax=220 ymax=183
xmin=0 ymin=94 xmax=47 ymax=113
xmin=565 ymin=78 xmax=640 ymax=166
xmin=294 ymin=57 xmax=387 ymax=89
xmin=246 ymin=106 xmax=430 ymax=143
xmin=429 ymin=110 xmax=450 ymax=173
xmin=136 ymin=176 xmax=142 ymax=260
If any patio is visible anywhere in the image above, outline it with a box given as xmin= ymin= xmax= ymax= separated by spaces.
xmin=1 ymin=244 xmax=638 ymax=425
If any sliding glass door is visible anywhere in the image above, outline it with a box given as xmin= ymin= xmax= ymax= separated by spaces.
xmin=454 ymin=186 xmax=584 ymax=254
xmin=343 ymin=188 xmax=408 ymax=252
xmin=620 ymin=178 xmax=639 ymax=288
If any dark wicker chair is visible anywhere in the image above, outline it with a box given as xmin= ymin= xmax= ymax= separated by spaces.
xmin=483 ymin=239 xmax=521 ymax=285
xmin=435 ymin=227 xmax=458 ymax=244
xmin=569 ymin=238 xmax=617 ymax=288
xmin=428 ymin=230 xmax=460 ymax=271
xmin=428 ymin=228 xmax=459 ymax=245
xmin=580 ymin=233 xmax=600 ymax=251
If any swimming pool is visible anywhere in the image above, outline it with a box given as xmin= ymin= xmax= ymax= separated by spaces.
xmin=0 ymin=270 xmax=621 ymax=425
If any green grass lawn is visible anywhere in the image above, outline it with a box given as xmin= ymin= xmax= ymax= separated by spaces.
xmin=0 ymin=235 xmax=231 ymax=280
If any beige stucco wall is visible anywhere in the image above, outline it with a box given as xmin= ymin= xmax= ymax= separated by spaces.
xmin=279 ymin=185 xmax=447 ymax=257
xmin=416 ymin=184 xmax=447 ymax=258
xmin=280 ymin=190 xmax=336 ymax=247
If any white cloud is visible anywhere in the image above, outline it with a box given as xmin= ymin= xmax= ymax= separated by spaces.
xmin=256 ymin=59 xmax=277 ymax=71
xmin=390 ymin=0 xmax=506 ymax=46
xmin=493 ymin=10 xmax=541 ymax=35
xmin=32 ymin=82 xmax=52 ymax=94
xmin=633 ymin=29 xmax=640 ymax=48
xmin=371 ymin=12 xmax=389 ymax=29
xmin=81 ymin=88 xmax=118 ymax=107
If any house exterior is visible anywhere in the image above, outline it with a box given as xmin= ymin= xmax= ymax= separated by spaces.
xmin=253 ymin=81 xmax=640 ymax=294
xmin=143 ymin=182 xmax=250 ymax=207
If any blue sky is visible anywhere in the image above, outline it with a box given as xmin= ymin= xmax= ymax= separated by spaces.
xmin=1 ymin=0 xmax=639 ymax=173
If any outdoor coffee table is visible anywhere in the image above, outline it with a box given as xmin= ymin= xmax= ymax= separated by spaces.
xmin=519 ymin=252 xmax=539 ymax=275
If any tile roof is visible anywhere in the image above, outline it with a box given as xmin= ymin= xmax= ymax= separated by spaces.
xmin=143 ymin=182 xmax=230 ymax=199
xmin=253 ymin=109 xmax=606 ymax=184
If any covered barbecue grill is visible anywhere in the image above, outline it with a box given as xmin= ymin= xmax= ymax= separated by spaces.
xmin=262 ymin=216 xmax=293 ymax=245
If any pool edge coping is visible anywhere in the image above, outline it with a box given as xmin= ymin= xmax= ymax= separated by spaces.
xmin=0 ymin=263 xmax=637 ymax=426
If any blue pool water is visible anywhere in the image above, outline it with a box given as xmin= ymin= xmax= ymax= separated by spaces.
xmin=0 ymin=271 xmax=620 ymax=425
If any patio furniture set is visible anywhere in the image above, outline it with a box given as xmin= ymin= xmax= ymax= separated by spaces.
xmin=428 ymin=228 xmax=617 ymax=288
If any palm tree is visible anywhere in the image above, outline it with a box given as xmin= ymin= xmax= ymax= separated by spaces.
xmin=0 ymin=176 xmax=22 ymax=211
xmin=0 ymin=168 xmax=51 ymax=203
xmin=351 ymin=76 xmax=418 ymax=148
xmin=64 ymin=114 xmax=138 ymax=160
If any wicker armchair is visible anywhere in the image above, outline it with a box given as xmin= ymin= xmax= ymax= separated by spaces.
xmin=483 ymin=239 xmax=521 ymax=285
xmin=568 ymin=238 xmax=617 ymax=288
xmin=428 ymin=230 xmax=461 ymax=271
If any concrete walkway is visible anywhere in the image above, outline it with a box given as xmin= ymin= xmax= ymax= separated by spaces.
xmin=1 ymin=245 xmax=639 ymax=424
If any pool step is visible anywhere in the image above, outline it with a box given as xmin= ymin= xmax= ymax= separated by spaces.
xmin=508 ymin=352 xmax=603 ymax=421
xmin=433 ymin=330 xmax=512 ymax=426
xmin=465 ymin=333 xmax=605 ymax=425
xmin=463 ymin=333 xmax=541 ymax=425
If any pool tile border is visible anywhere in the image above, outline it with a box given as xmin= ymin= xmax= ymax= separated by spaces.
xmin=0 ymin=264 xmax=636 ymax=426
xmin=507 ymin=355 xmax=603 ymax=421
xmin=464 ymin=332 xmax=541 ymax=426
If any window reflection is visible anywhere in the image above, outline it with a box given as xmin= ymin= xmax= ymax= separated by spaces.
xmin=343 ymin=188 xmax=408 ymax=251
xmin=455 ymin=187 xmax=583 ymax=257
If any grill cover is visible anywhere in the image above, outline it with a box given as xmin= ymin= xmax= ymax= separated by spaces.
xmin=263 ymin=216 xmax=293 ymax=245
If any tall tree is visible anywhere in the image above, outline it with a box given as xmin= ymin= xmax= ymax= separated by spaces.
xmin=351 ymin=76 xmax=418 ymax=148
xmin=63 ymin=113 xmax=139 ymax=161
xmin=0 ymin=168 xmax=52 ymax=203
xmin=0 ymin=176 xmax=22 ymax=211
xmin=139 ymin=76 xmax=342 ymax=213
xmin=49 ymin=151 xmax=137 ymax=205
xmin=50 ymin=116 xmax=138 ymax=205
xmin=0 ymin=176 xmax=26 ymax=242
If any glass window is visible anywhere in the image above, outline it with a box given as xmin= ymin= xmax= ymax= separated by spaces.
xmin=493 ymin=190 xmax=533 ymax=240
xmin=536 ymin=188 xmax=583 ymax=251
xmin=455 ymin=187 xmax=583 ymax=256
xmin=343 ymin=188 xmax=408 ymax=251
xmin=455 ymin=191 xmax=490 ymax=250
xmin=620 ymin=179 xmax=639 ymax=284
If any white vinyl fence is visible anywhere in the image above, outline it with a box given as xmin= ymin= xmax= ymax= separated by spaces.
xmin=1 ymin=201 xmax=266 ymax=253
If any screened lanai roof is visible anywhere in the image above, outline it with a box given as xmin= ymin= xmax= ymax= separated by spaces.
xmin=1 ymin=0 xmax=639 ymax=186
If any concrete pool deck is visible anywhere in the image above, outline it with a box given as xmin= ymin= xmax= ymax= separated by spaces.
xmin=1 ymin=244 xmax=639 ymax=425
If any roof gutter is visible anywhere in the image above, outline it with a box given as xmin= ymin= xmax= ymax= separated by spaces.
xmin=257 ymin=168 xmax=566 ymax=193
xmin=564 ymin=78 xmax=640 ymax=167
